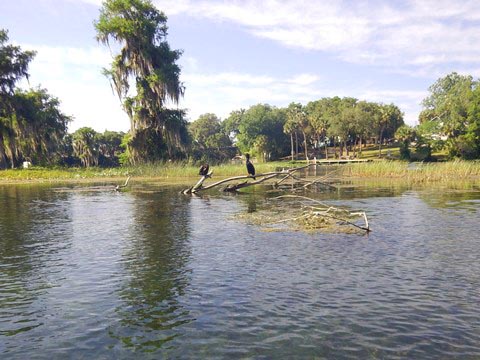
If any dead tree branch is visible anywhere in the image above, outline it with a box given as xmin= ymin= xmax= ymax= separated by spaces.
xmin=183 ymin=164 xmax=320 ymax=194
xmin=183 ymin=165 xmax=372 ymax=234
xmin=114 ymin=176 xmax=131 ymax=191
xmin=272 ymin=194 xmax=370 ymax=232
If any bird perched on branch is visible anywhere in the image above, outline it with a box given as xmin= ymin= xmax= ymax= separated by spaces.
xmin=198 ymin=163 xmax=210 ymax=176
xmin=245 ymin=153 xmax=256 ymax=180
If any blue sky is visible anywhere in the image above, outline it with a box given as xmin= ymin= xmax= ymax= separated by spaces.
xmin=1 ymin=0 xmax=480 ymax=132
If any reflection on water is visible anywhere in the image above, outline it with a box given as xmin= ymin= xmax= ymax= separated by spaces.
xmin=110 ymin=190 xmax=193 ymax=351
xmin=0 ymin=181 xmax=480 ymax=358
xmin=0 ymin=186 xmax=74 ymax=338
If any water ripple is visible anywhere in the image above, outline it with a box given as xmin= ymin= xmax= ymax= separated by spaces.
xmin=0 ymin=185 xmax=480 ymax=358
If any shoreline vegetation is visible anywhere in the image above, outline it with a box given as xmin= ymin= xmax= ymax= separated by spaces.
xmin=1 ymin=160 xmax=479 ymax=185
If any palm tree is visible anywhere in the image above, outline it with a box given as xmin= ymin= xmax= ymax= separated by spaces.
xmin=285 ymin=103 xmax=309 ymax=161
xmin=283 ymin=114 xmax=298 ymax=161
xmin=72 ymin=127 xmax=99 ymax=167
xmin=377 ymin=103 xmax=403 ymax=157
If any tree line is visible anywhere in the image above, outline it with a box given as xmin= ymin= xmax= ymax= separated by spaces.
xmin=189 ymin=99 xmax=404 ymax=164
xmin=1 ymin=0 xmax=480 ymax=169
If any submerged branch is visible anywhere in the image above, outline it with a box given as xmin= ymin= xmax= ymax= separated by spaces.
xmin=273 ymin=194 xmax=330 ymax=207
xmin=267 ymin=195 xmax=370 ymax=233
xmin=115 ymin=176 xmax=131 ymax=191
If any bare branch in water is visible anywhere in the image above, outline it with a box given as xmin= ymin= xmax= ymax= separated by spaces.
xmin=183 ymin=164 xmax=370 ymax=233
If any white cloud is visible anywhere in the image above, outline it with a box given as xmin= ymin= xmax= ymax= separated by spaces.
xmin=178 ymin=70 xmax=325 ymax=121
xmin=19 ymin=44 xmax=130 ymax=133
xmin=71 ymin=0 xmax=103 ymax=6
xmin=25 ymin=44 xmax=111 ymax=69
xmin=287 ymin=74 xmax=320 ymax=86
xmin=77 ymin=0 xmax=480 ymax=73
xmin=27 ymin=0 xmax=471 ymax=129
xmin=183 ymin=72 xmax=276 ymax=87
xmin=153 ymin=0 xmax=480 ymax=74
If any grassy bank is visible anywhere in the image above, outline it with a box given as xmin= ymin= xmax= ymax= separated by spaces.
xmin=1 ymin=160 xmax=479 ymax=184
xmin=0 ymin=162 xmax=292 ymax=182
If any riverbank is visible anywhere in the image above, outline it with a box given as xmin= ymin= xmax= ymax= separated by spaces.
xmin=1 ymin=160 xmax=479 ymax=184
xmin=0 ymin=162 xmax=289 ymax=184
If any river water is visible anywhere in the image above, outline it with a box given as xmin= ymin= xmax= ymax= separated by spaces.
xmin=0 ymin=179 xmax=479 ymax=359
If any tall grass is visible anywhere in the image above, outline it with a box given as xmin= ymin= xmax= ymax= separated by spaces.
xmin=340 ymin=160 xmax=480 ymax=182
xmin=0 ymin=161 xmax=289 ymax=182
xmin=0 ymin=167 xmax=129 ymax=181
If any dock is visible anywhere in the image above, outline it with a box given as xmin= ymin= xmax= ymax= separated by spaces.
xmin=315 ymin=158 xmax=373 ymax=165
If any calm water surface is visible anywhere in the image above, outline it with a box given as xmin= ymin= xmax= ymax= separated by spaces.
xmin=0 ymin=180 xmax=479 ymax=359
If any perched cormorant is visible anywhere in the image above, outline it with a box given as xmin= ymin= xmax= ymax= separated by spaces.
xmin=245 ymin=153 xmax=256 ymax=180
xmin=198 ymin=163 xmax=210 ymax=176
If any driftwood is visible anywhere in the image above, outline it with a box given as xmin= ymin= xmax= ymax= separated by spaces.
xmin=182 ymin=164 xmax=335 ymax=194
xmin=182 ymin=171 xmax=213 ymax=194
xmin=183 ymin=164 xmax=370 ymax=233
xmin=114 ymin=176 xmax=131 ymax=191
xmin=273 ymin=195 xmax=370 ymax=232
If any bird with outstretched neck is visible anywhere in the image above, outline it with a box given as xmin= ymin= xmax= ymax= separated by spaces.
xmin=245 ymin=153 xmax=256 ymax=180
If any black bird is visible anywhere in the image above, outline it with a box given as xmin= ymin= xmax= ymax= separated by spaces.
xmin=245 ymin=153 xmax=256 ymax=180
xmin=198 ymin=163 xmax=209 ymax=176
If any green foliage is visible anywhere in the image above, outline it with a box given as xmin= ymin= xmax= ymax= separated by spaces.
xmin=236 ymin=104 xmax=289 ymax=160
xmin=374 ymin=103 xmax=404 ymax=155
xmin=302 ymin=97 xmax=403 ymax=158
xmin=189 ymin=113 xmax=231 ymax=149
xmin=1 ymin=88 xmax=70 ymax=168
xmin=420 ymin=72 xmax=480 ymax=159
xmin=329 ymin=97 xmax=357 ymax=150
xmin=453 ymin=134 xmax=478 ymax=159
xmin=72 ymin=127 xmax=125 ymax=167
xmin=1 ymin=30 xmax=37 ymax=168
xmin=464 ymin=85 xmax=480 ymax=158
xmin=119 ymin=132 xmax=132 ymax=166
xmin=97 ymin=130 xmax=125 ymax=166
xmin=72 ymin=127 xmax=99 ymax=167
xmin=354 ymin=101 xmax=379 ymax=140
xmin=284 ymin=102 xmax=311 ymax=160
xmin=220 ymin=98 xmax=405 ymax=163
xmin=305 ymin=99 xmax=331 ymax=140
xmin=394 ymin=125 xmax=416 ymax=160
xmin=223 ymin=109 xmax=245 ymax=140
xmin=187 ymin=113 xmax=235 ymax=164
